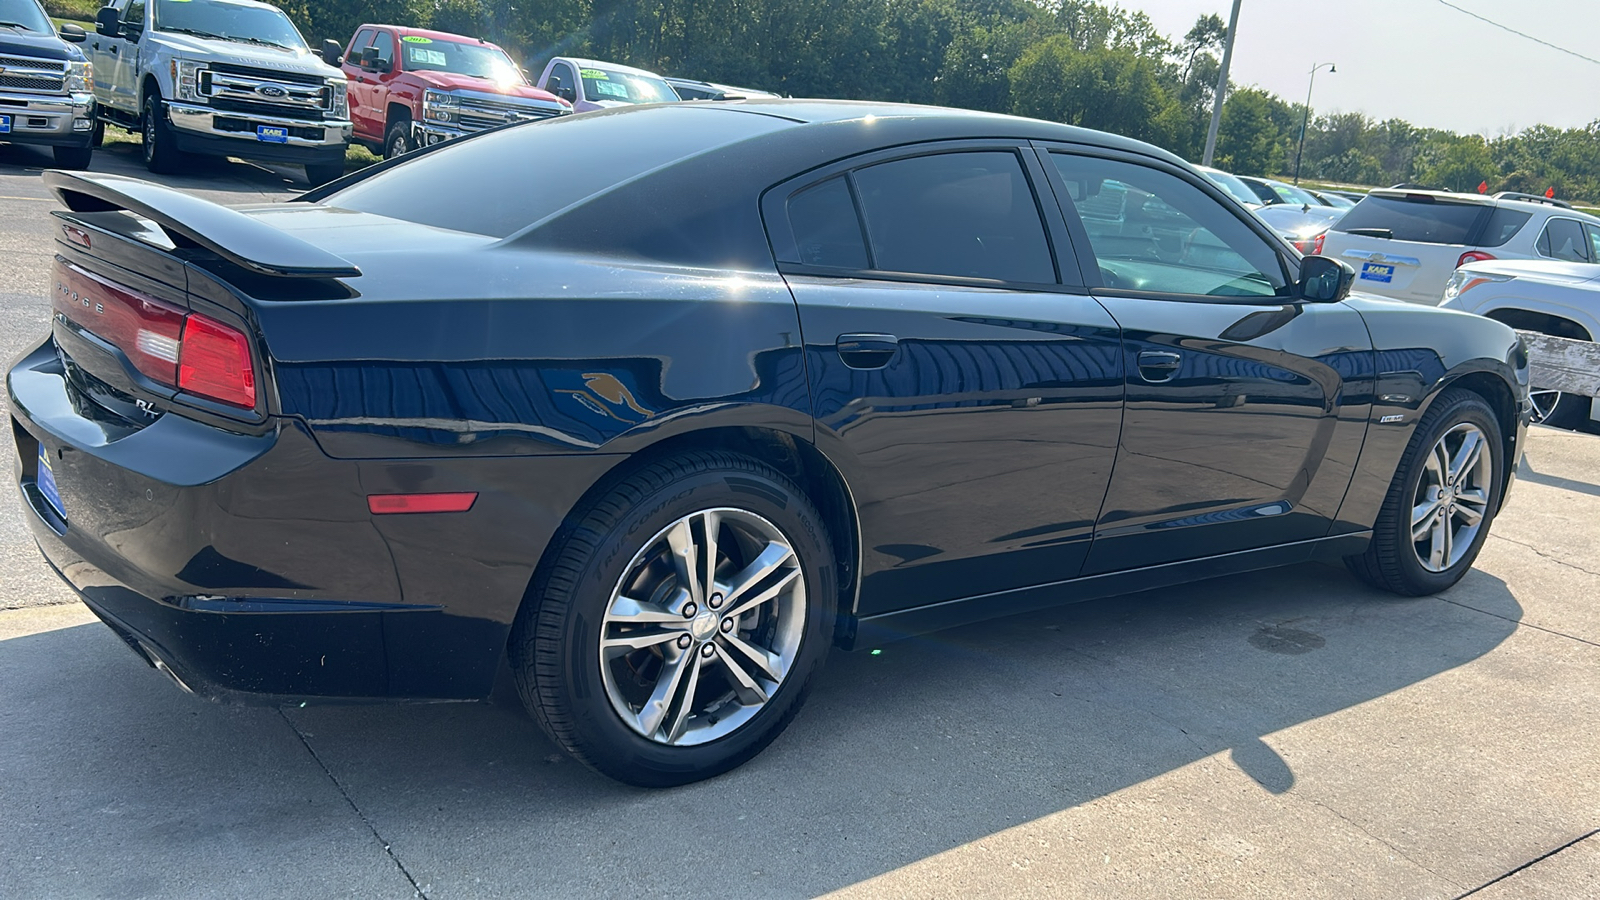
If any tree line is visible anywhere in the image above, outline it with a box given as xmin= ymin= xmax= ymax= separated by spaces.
xmin=49 ymin=0 xmax=1600 ymax=200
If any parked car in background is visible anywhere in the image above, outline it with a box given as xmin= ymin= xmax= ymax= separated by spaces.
xmin=1254 ymin=203 xmax=1345 ymax=255
xmin=341 ymin=25 xmax=568 ymax=158
xmin=1442 ymin=258 xmax=1600 ymax=429
xmin=1195 ymin=164 xmax=1263 ymax=209
xmin=1310 ymin=189 xmax=1356 ymax=210
xmin=0 ymin=0 xmax=96 ymax=169
xmin=1238 ymin=175 xmax=1330 ymax=208
xmin=1318 ymin=189 xmax=1598 ymax=304
xmin=664 ymin=76 xmax=779 ymax=101
xmin=11 ymin=101 xmax=1528 ymax=788
xmin=87 ymin=0 xmax=351 ymax=184
xmin=537 ymin=57 xmax=677 ymax=111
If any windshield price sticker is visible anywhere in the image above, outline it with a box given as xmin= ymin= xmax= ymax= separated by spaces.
xmin=408 ymin=47 xmax=447 ymax=65
xmin=579 ymin=68 xmax=609 ymax=79
xmin=401 ymin=36 xmax=432 ymax=43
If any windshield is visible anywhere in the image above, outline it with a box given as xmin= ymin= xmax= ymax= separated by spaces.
xmin=154 ymin=0 xmax=307 ymax=51
xmin=580 ymin=67 xmax=676 ymax=104
xmin=0 ymin=0 xmax=51 ymax=32
xmin=1199 ymin=168 xmax=1262 ymax=207
xmin=1268 ymin=181 xmax=1322 ymax=206
xmin=401 ymin=37 xmax=523 ymax=84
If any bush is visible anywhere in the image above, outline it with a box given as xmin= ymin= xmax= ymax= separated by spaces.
xmin=43 ymin=0 xmax=101 ymax=23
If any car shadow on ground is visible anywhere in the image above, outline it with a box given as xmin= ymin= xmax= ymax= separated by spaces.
xmin=0 ymin=559 xmax=1521 ymax=897
xmin=0 ymin=134 xmax=313 ymax=197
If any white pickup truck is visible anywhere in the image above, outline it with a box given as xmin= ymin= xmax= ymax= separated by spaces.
xmin=534 ymin=57 xmax=678 ymax=113
xmin=87 ymin=0 xmax=351 ymax=184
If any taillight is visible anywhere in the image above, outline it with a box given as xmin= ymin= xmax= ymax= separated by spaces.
xmin=53 ymin=260 xmax=258 ymax=411
xmin=1457 ymin=250 xmax=1495 ymax=267
xmin=1312 ymin=232 xmax=1325 ymax=255
xmin=179 ymin=313 xmax=257 ymax=409
xmin=1291 ymin=233 xmax=1326 ymax=255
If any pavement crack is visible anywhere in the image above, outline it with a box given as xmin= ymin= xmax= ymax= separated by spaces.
xmin=278 ymin=709 xmax=430 ymax=899
xmin=1451 ymin=828 xmax=1600 ymax=899
xmin=1490 ymin=533 xmax=1600 ymax=579
xmin=1304 ymin=797 xmax=1463 ymax=890
xmin=1440 ymin=597 xmax=1600 ymax=650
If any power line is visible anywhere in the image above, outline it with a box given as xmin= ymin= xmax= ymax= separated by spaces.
xmin=1433 ymin=0 xmax=1600 ymax=67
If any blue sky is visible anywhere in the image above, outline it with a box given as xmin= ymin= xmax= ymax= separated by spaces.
xmin=1121 ymin=0 xmax=1599 ymax=134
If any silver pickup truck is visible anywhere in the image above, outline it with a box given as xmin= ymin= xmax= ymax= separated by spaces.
xmin=0 ymin=0 xmax=95 ymax=169
xmin=88 ymin=0 xmax=351 ymax=184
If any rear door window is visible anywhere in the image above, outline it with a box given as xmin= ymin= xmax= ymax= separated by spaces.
xmin=851 ymin=151 xmax=1056 ymax=284
xmin=1333 ymin=196 xmax=1490 ymax=244
xmin=1538 ymin=218 xmax=1591 ymax=262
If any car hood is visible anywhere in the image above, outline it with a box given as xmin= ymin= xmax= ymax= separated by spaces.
xmin=409 ymin=70 xmax=561 ymax=103
xmin=0 ymin=30 xmax=85 ymax=62
xmin=1458 ymin=259 xmax=1600 ymax=285
xmin=1254 ymin=205 xmax=1343 ymax=239
xmin=150 ymin=32 xmax=340 ymax=77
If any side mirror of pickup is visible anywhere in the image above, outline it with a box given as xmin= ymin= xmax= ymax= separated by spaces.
xmin=59 ymin=23 xmax=87 ymax=43
xmin=322 ymin=39 xmax=342 ymax=67
xmin=94 ymin=6 xmax=120 ymax=37
xmin=555 ymin=85 xmax=576 ymax=103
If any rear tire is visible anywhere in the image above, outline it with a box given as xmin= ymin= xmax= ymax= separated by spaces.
xmin=52 ymin=144 xmax=92 ymax=170
xmin=509 ymin=451 xmax=837 ymax=787
xmin=383 ymin=121 xmax=412 ymax=159
xmin=141 ymin=93 xmax=181 ymax=175
xmin=1346 ymin=388 xmax=1503 ymax=595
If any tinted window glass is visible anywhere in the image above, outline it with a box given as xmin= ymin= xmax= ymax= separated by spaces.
xmin=852 ymin=151 xmax=1055 ymax=283
xmin=126 ymin=0 xmax=144 ymax=31
xmin=371 ymin=29 xmax=395 ymax=65
xmin=1587 ymin=225 xmax=1600 ymax=263
xmin=788 ymin=177 xmax=868 ymax=269
xmin=346 ymin=27 xmax=374 ymax=57
xmin=1334 ymin=196 xmax=1489 ymax=244
xmin=1541 ymin=218 xmax=1590 ymax=262
xmin=328 ymin=106 xmax=790 ymax=238
xmin=1052 ymin=154 xmax=1287 ymax=298
xmin=1197 ymin=168 xmax=1262 ymax=207
xmin=546 ymin=62 xmax=573 ymax=92
xmin=1480 ymin=207 xmax=1532 ymax=247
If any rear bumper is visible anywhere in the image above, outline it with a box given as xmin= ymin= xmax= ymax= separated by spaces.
xmin=9 ymin=337 xmax=616 ymax=702
xmin=0 ymin=91 xmax=94 ymax=148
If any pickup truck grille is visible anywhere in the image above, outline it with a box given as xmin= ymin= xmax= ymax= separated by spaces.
xmin=457 ymin=96 xmax=563 ymax=132
xmin=199 ymin=65 xmax=330 ymax=117
xmin=0 ymin=57 xmax=68 ymax=94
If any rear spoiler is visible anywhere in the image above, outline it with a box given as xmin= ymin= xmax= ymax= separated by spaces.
xmin=44 ymin=170 xmax=361 ymax=279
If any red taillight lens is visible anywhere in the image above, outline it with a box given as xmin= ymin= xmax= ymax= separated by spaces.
xmin=53 ymin=264 xmax=187 ymax=387
xmin=1312 ymin=232 xmax=1325 ymax=255
xmin=179 ymin=313 xmax=257 ymax=409
xmin=1457 ymin=250 xmax=1495 ymax=268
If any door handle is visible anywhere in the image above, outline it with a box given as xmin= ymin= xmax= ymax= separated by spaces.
xmin=1136 ymin=350 xmax=1182 ymax=383
xmin=836 ymin=333 xmax=899 ymax=370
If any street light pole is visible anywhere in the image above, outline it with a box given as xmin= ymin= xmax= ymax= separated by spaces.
xmin=1201 ymin=0 xmax=1242 ymax=167
xmin=1293 ymin=62 xmax=1335 ymax=184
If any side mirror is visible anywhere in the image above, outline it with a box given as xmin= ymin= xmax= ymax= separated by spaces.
xmin=374 ymin=55 xmax=392 ymax=73
xmin=322 ymin=39 xmax=342 ymax=67
xmin=94 ymin=6 xmax=120 ymax=37
xmin=1298 ymin=254 xmax=1354 ymax=303
xmin=359 ymin=47 xmax=378 ymax=68
xmin=555 ymin=85 xmax=576 ymax=102
xmin=59 ymin=23 xmax=87 ymax=42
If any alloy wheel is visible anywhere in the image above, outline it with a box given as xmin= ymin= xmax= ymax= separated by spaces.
xmin=1529 ymin=390 xmax=1563 ymax=425
xmin=598 ymin=508 xmax=806 ymax=746
xmin=1410 ymin=422 xmax=1493 ymax=573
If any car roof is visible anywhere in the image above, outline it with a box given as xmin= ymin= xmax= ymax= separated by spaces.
xmin=363 ymin=24 xmax=504 ymax=48
xmin=561 ymin=58 xmax=666 ymax=78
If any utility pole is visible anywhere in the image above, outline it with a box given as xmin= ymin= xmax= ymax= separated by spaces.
xmin=1293 ymin=62 xmax=1336 ymax=184
xmin=1201 ymin=0 xmax=1242 ymax=167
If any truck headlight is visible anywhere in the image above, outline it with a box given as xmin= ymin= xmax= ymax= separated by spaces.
xmin=65 ymin=60 xmax=93 ymax=94
xmin=326 ymin=79 xmax=348 ymax=119
xmin=422 ymin=89 xmax=458 ymax=124
xmin=171 ymin=60 xmax=207 ymax=102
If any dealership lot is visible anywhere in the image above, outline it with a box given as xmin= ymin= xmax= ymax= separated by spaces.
xmin=1 ymin=148 xmax=1597 ymax=899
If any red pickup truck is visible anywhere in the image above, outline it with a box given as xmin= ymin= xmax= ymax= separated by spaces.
xmin=341 ymin=24 xmax=570 ymax=157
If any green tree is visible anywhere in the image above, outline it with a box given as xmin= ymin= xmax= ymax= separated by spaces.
xmin=1009 ymin=36 xmax=1171 ymax=144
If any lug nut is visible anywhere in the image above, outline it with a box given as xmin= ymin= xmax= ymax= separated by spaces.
xmin=709 ymin=592 xmax=723 ymax=609
xmin=701 ymin=643 xmax=716 ymax=658
xmin=721 ymin=618 xmax=734 ymax=633
xmin=682 ymin=602 xmax=697 ymax=618
xmin=677 ymin=634 xmax=692 ymax=649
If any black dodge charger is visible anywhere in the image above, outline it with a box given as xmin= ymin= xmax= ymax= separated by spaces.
xmin=8 ymin=101 xmax=1529 ymax=786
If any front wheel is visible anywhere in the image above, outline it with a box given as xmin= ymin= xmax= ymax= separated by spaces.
xmin=1346 ymin=388 xmax=1504 ymax=595
xmin=383 ymin=122 xmax=412 ymax=159
xmin=141 ymin=94 xmax=181 ymax=175
xmin=509 ymin=451 xmax=837 ymax=787
xmin=52 ymin=144 xmax=93 ymax=170
xmin=304 ymin=161 xmax=344 ymax=187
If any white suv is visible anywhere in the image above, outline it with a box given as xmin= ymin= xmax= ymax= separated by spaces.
xmin=1318 ymin=189 xmax=1600 ymax=304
